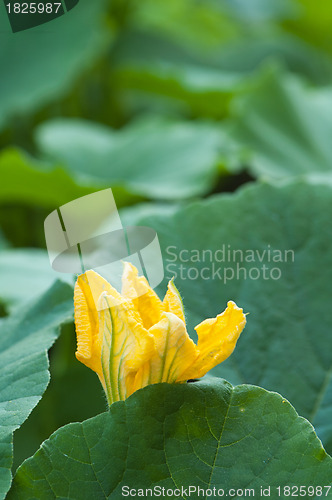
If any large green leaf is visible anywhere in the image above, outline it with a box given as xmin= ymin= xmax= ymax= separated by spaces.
xmin=0 ymin=231 xmax=9 ymax=251
xmin=0 ymin=0 xmax=111 ymax=131
xmin=36 ymin=117 xmax=225 ymax=199
xmin=113 ymin=30 xmax=257 ymax=118
xmin=132 ymin=180 xmax=332 ymax=454
xmin=283 ymin=0 xmax=332 ymax=56
xmin=225 ymin=0 xmax=296 ymax=22
xmin=0 ymin=249 xmax=73 ymax=312
xmin=115 ymin=60 xmax=250 ymax=118
xmin=12 ymin=325 xmax=106 ymax=473
xmin=0 ymin=148 xmax=142 ymax=211
xmin=119 ymin=202 xmax=180 ymax=227
xmin=230 ymin=70 xmax=332 ymax=178
xmin=0 ymin=281 xmax=73 ymax=499
xmin=0 ymin=148 xmax=100 ymax=209
xmin=112 ymin=0 xmax=331 ymax=119
xmin=129 ymin=0 xmax=241 ymax=50
xmin=114 ymin=28 xmax=330 ymax=118
xmin=9 ymin=379 xmax=332 ymax=499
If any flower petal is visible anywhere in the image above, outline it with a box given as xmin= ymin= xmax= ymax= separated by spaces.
xmin=163 ymin=279 xmax=185 ymax=324
xmin=178 ymin=301 xmax=246 ymax=381
xmin=121 ymin=261 xmax=163 ymax=329
xmin=147 ymin=312 xmax=198 ymax=384
xmin=97 ymin=292 xmax=155 ymax=403
xmin=74 ymin=270 xmax=125 ymax=384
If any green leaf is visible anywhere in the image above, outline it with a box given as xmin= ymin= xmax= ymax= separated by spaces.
xmin=129 ymin=0 xmax=241 ymax=50
xmin=0 ymin=148 xmax=101 ymax=209
xmin=113 ymin=2 xmax=331 ymax=117
xmin=0 ymin=231 xmax=9 ymax=251
xmin=9 ymin=379 xmax=332 ymax=499
xmin=205 ymin=37 xmax=331 ymax=85
xmin=0 ymin=249 xmax=73 ymax=312
xmin=0 ymin=281 xmax=73 ymax=499
xmin=119 ymin=202 xmax=180 ymax=227
xmin=283 ymin=0 xmax=332 ymax=56
xmin=230 ymin=69 xmax=332 ymax=179
xmin=113 ymin=28 xmax=268 ymax=118
xmin=36 ymin=117 xmax=225 ymax=199
xmin=225 ymin=0 xmax=296 ymax=22
xmin=0 ymin=148 xmax=143 ymax=211
xmin=12 ymin=325 xmax=106 ymax=473
xmin=113 ymin=30 xmax=256 ymax=119
xmin=0 ymin=0 xmax=112 ymax=131
xmin=133 ymin=180 xmax=332 ymax=454
xmin=116 ymin=36 xmax=331 ymax=112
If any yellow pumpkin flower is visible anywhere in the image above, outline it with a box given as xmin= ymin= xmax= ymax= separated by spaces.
xmin=74 ymin=262 xmax=246 ymax=405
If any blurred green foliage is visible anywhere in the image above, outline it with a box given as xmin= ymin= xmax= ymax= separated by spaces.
xmin=1 ymin=0 xmax=332 ymax=488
